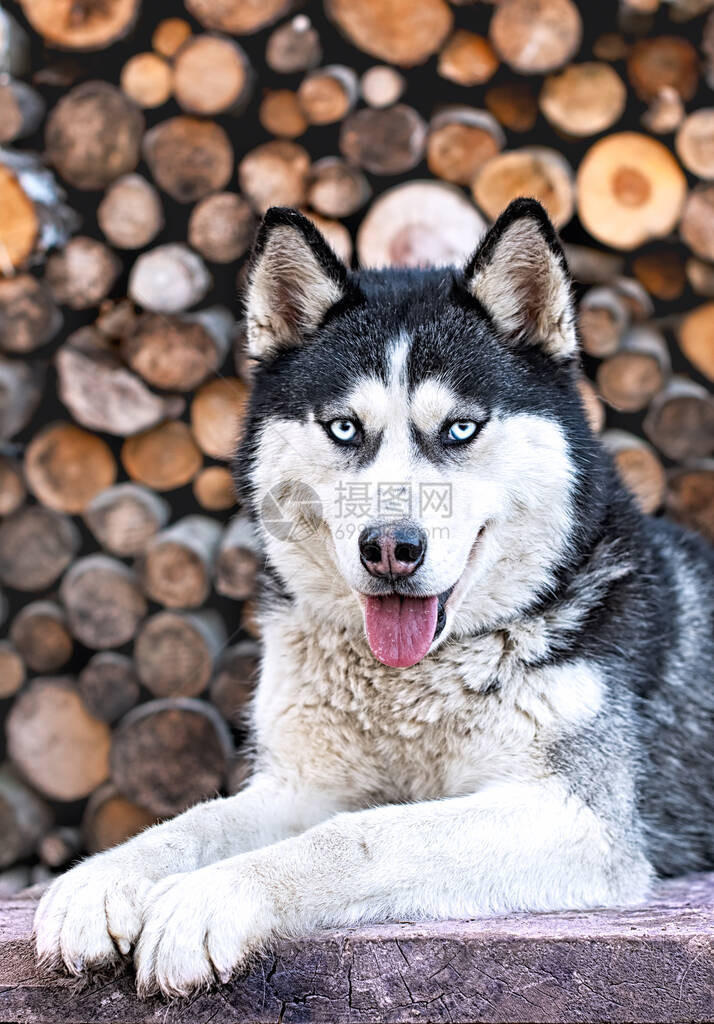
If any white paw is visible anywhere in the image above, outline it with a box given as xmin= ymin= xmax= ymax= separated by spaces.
xmin=134 ymin=863 xmax=273 ymax=998
xmin=34 ymin=854 xmax=154 ymax=975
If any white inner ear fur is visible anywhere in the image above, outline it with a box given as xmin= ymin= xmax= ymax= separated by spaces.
xmin=246 ymin=225 xmax=344 ymax=360
xmin=469 ymin=218 xmax=576 ymax=360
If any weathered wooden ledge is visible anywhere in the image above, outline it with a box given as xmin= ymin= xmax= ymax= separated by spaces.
xmin=1 ymin=874 xmax=713 ymax=1024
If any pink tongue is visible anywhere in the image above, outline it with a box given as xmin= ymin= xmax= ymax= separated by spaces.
xmin=364 ymin=595 xmax=439 ymax=668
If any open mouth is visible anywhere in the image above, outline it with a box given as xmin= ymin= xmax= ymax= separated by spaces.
xmin=363 ymin=585 xmax=454 ymax=669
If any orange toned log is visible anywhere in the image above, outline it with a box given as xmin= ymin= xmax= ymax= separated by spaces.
xmin=188 ymin=193 xmax=256 ymax=264
xmin=238 ymin=140 xmax=310 ymax=214
xmin=82 ymin=783 xmax=156 ymax=855
xmin=25 ymin=422 xmax=116 ymax=514
xmin=97 ymin=173 xmax=164 ymax=250
xmin=122 ymin=421 xmax=202 ymax=491
xmin=473 ymin=147 xmax=575 ymax=229
xmin=632 ymin=249 xmax=685 ymax=301
xmin=438 ymin=31 xmax=498 ymax=86
xmin=0 ymin=506 xmax=79 ymax=591
xmin=680 ymin=185 xmax=714 ymax=262
xmin=7 ymin=676 xmax=111 ymax=801
xmin=603 ymin=430 xmax=666 ymax=515
xmin=84 ymin=483 xmax=170 ymax=557
xmin=576 ymin=133 xmax=687 ymax=251
xmin=596 ymin=326 xmax=669 ymax=413
xmin=0 ymin=275 xmax=61 ymax=354
xmin=0 ymin=79 xmax=45 ymax=143
xmin=259 ymin=90 xmax=307 ymax=139
xmin=360 ymin=65 xmax=405 ymax=108
xmin=325 ymin=0 xmax=453 ymax=67
xmin=10 ymin=600 xmax=73 ymax=673
xmin=265 ymin=15 xmax=322 ymax=74
xmin=143 ymin=116 xmax=233 ymax=203
xmin=578 ymin=286 xmax=630 ymax=357
xmin=45 ymin=81 xmax=143 ymax=190
xmin=78 ymin=652 xmax=140 ymax=724
xmin=0 ymin=456 xmax=24 ymax=515
xmin=46 ymin=236 xmax=121 ymax=310
xmin=665 ymin=463 xmax=714 ymax=544
xmin=140 ymin=515 xmax=222 ymax=609
xmin=122 ymin=308 xmax=233 ymax=391
xmin=340 ymin=105 xmax=427 ymax=175
xmin=298 ymin=65 xmax=358 ymax=125
xmin=300 ymin=210 xmax=354 ymax=265
xmin=174 ymin=35 xmax=251 ymax=117
xmin=427 ymin=107 xmax=504 ymax=186
xmin=191 ymin=376 xmax=249 ymax=460
xmin=485 ymin=81 xmax=537 ymax=133
xmin=0 ymin=163 xmax=38 ymax=271
xmin=357 ymin=180 xmax=486 ymax=269
xmin=490 ymin=0 xmax=582 ymax=74
xmin=18 ymin=0 xmax=139 ymax=50
xmin=0 ymin=356 xmax=43 ymax=441
xmin=0 ymin=643 xmax=25 ymax=699
xmin=121 ymin=52 xmax=172 ymax=109
xmin=128 ymin=244 xmax=211 ymax=314
xmin=643 ymin=377 xmax=714 ymax=461
xmin=209 ymin=640 xmax=260 ymax=727
xmin=38 ymin=827 xmax=80 ymax=869
xmin=676 ymin=110 xmax=714 ymax=179
xmin=110 ymin=698 xmax=233 ymax=817
xmin=307 ymin=157 xmax=371 ymax=218
xmin=134 ymin=610 xmax=227 ymax=699
xmin=185 ymin=0 xmax=291 ymax=35
xmin=193 ymin=466 xmax=237 ymax=512
xmin=678 ymin=303 xmax=714 ymax=382
xmin=539 ymin=63 xmax=626 ymax=137
xmin=0 ymin=766 xmax=52 ymax=869
xmin=216 ymin=515 xmax=262 ymax=600
xmin=627 ymin=35 xmax=699 ymax=102
xmin=60 ymin=555 xmax=147 ymax=650
xmin=152 ymin=17 xmax=191 ymax=58
xmin=576 ymin=376 xmax=605 ymax=434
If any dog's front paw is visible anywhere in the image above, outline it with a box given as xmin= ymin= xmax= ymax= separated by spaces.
xmin=134 ymin=863 xmax=273 ymax=998
xmin=34 ymin=853 xmax=154 ymax=975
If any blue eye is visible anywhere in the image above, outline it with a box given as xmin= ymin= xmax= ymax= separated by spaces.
xmin=446 ymin=421 xmax=479 ymax=444
xmin=328 ymin=418 xmax=360 ymax=444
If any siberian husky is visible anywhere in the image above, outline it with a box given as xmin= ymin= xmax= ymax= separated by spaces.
xmin=36 ymin=199 xmax=714 ymax=997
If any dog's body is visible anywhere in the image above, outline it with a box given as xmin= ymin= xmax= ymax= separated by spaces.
xmin=35 ymin=200 xmax=714 ymax=997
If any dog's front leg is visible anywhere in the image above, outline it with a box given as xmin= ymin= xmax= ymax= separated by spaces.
xmin=135 ymin=778 xmax=653 ymax=996
xmin=35 ymin=772 xmax=337 ymax=975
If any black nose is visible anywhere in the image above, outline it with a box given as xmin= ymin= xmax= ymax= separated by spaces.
xmin=359 ymin=523 xmax=427 ymax=579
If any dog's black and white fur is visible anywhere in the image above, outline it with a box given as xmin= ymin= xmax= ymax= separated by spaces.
xmin=35 ymin=200 xmax=714 ymax=997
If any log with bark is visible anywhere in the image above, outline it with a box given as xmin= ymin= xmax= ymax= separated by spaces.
xmin=134 ymin=610 xmax=227 ymax=698
xmin=60 ymin=554 xmax=147 ymax=650
xmin=78 ymin=652 xmax=140 ymax=725
xmin=143 ymin=116 xmax=233 ymax=203
xmin=84 ymin=483 xmax=170 ymax=557
xmin=0 ymin=505 xmax=80 ymax=592
xmin=140 ymin=515 xmax=222 ymax=609
xmin=9 ymin=600 xmax=73 ymax=674
xmin=0 ymin=766 xmax=52 ymax=869
xmin=82 ymin=782 xmax=156 ymax=854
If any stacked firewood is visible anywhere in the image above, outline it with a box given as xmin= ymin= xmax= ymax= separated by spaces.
xmin=0 ymin=0 xmax=713 ymax=885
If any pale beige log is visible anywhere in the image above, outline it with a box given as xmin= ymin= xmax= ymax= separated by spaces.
xmin=188 ymin=194 xmax=256 ymax=264
xmin=18 ymin=0 xmax=139 ymax=50
xmin=216 ymin=515 xmax=262 ymax=600
xmin=25 ymin=422 xmax=116 ymax=514
xmin=564 ymin=245 xmax=624 ymax=286
xmin=427 ymin=107 xmax=504 ymax=186
xmin=45 ymin=81 xmax=143 ymax=190
xmin=340 ymin=105 xmax=426 ymax=175
xmin=78 ymin=652 xmax=140 ymax=724
xmin=643 ymin=377 xmax=714 ymax=460
xmin=0 ymin=506 xmax=79 ymax=591
xmin=0 ymin=163 xmax=38 ymax=271
xmin=259 ymin=90 xmax=307 ymax=139
xmin=0 ymin=79 xmax=45 ymax=143
xmin=680 ymin=184 xmax=714 ymax=262
xmin=185 ymin=0 xmax=291 ymax=35
xmin=686 ymin=257 xmax=714 ymax=298
xmin=358 ymin=180 xmax=486 ymax=269
xmin=193 ymin=466 xmax=237 ymax=511
xmin=209 ymin=640 xmax=260 ymax=726
xmin=46 ymin=236 xmax=120 ymax=310
xmin=143 ymin=116 xmax=233 ymax=203
xmin=265 ymin=15 xmax=322 ymax=74
xmin=577 ymin=133 xmax=687 ymax=251
xmin=0 ymin=643 xmax=24 ymax=699
xmin=191 ymin=376 xmax=249 ymax=460
xmin=298 ymin=65 xmax=358 ymax=125
xmin=84 ymin=483 xmax=170 ymax=557
xmin=596 ymin=326 xmax=670 ymax=413
xmin=641 ymin=87 xmax=684 ymax=135
xmin=38 ymin=827 xmax=80 ymax=869
xmin=540 ymin=63 xmax=626 ymax=137
xmin=128 ymin=244 xmax=211 ymax=313
xmin=109 ymin=698 xmax=233 ymax=817
xmin=307 ymin=158 xmax=371 ymax=218
xmin=121 ymin=421 xmax=203 ymax=491
xmin=678 ymin=303 xmax=714 ymax=382
xmin=140 ymin=515 xmax=222 ymax=609
xmin=632 ymin=249 xmax=685 ymax=301
xmin=665 ymin=461 xmax=714 ymax=544
xmin=121 ymin=52 xmax=172 ymax=108
xmin=97 ymin=174 xmax=164 ymax=249
xmin=0 ymin=356 xmax=43 ymax=441
xmin=174 ymin=35 xmax=251 ymax=116
xmin=490 ymin=0 xmax=582 ymax=74
xmin=152 ymin=18 xmax=192 ymax=58
xmin=60 ymin=555 xmax=147 ymax=650
xmin=7 ymin=676 xmax=111 ymax=801
xmin=676 ymin=109 xmax=714 ymax=178
xmin=82 ymin=782 xmax=156 ymax=854
xmin=0 ymin=275 xmax=61 ymax=354
xmin=122 ymin=307 xmax=233 ymax=391
xmin=325 ymin=0 xmax=453 ymax=67
xmin=438 ymin=30 xmax=498 ymax=86
xmin=134 ymin=611 xmax=227 ymax=699
xmin=0 ymin=765 xmax=52 ymax=869
xmin=578 ymin=286 xmax=630 ymax=357
xmin=473 ymin=147 xmax=575 ymax=229
xmin=485 ymin=81 xmax=537 ymax=133
xmin=627 ymin=35 xmax=699 ymax=101
xmin=360 ymin=65 xmax=405 ymax=108
xmin=10 ymin=600 xmax=73 ymax=673
xmin=603 ymin=430 xmax=666 ymax=515
xmin=238 ymin=140 xmax=311 ymax=214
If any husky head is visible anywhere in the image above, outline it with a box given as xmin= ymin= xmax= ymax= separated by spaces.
xmin=237 ymin=199 xmax=608 ymax=669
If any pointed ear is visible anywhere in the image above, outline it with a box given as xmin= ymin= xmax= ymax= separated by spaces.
xmin=245 ymin=207 xmax=349 ymax=360
xmin=464 ymin=198 xmax=576 ymax=360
